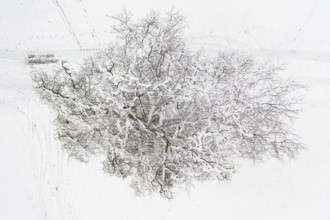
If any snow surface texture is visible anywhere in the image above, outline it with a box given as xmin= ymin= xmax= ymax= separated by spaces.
xmin=1 ymin=0 xmax=330 ymax=219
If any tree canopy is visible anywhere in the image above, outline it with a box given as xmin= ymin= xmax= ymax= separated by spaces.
xmin=32 ymin=10 xmax=305 ymax=198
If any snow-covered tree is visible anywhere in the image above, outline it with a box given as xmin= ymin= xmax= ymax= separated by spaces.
xmin=32 ymin=10 xmax=305 ymax=198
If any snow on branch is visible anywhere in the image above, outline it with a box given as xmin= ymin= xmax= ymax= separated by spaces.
xmin=31 ymin=10 xmax=306 ymax=198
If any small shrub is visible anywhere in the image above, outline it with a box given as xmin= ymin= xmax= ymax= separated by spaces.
xmin=28 ymin=54 xmax=58 ymax=65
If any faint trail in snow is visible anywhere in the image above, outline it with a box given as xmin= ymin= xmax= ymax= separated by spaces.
xmin=0 ymin=59 xmax=77 ymax=220
xmin=29 ymin=100 xmax=48 ymax=219
xmin=244 ymin=27 xmax=264 ymax=50
xmin=51 ymin=0 xmax=83 ymax=48
xmin=241 ymin=0 xmax=260 ymax=21
xmin=0 ymin=59 xmax=49 ymax=219
xmin=28 ymin=95 xmax=69 ymax=220
xmin=76 ymin=0 xmax=97 ymax=44
xmin=292 ymin=0 xmax=322 ymax=42
xmin=189 ymin=34 xmax=248 ymax=48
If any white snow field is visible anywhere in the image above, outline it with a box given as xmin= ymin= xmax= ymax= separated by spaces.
xmin=1 ymin=0 xmax=330 ymax=219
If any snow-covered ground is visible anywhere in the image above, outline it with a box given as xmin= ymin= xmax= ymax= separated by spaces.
xmin=1 ymin=0 xmax=330 ymax=219
xmin=2 ymin=0 xmax=330 ymax=51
